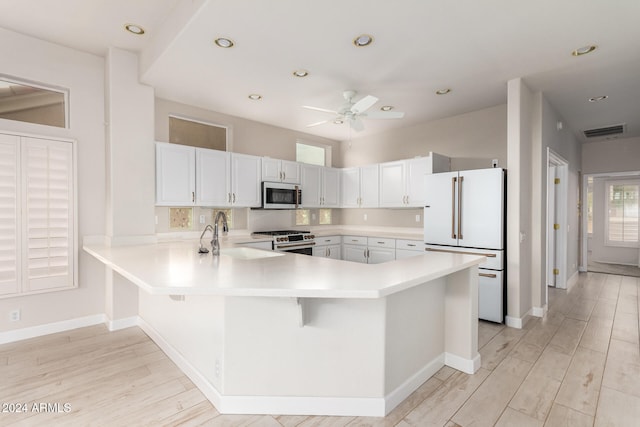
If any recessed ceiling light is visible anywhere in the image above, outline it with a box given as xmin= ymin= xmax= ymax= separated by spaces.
xmin=293 ymin=69 xmax=309 ymax=78
xmin=124 ymin=24 xmax=145 ymax=35
xmin=248 ymin=94 xmax=262 ymax=100
xmin=588 ymin=95 xmax=608 ymax=102
xmin=380 ymin=106 xmax=393 ymax=111
xmin=214 ymin=37 xmax=234 ymax=48
xmin=353 ymin=34 xmax=374 ymax=47
xmin=436 ymin=88 xmax=452 ymax=95
xmin=333 ymin=119 xmax=344 ymax=125
xmin=572 ymin=45 xmax=597 ymax=56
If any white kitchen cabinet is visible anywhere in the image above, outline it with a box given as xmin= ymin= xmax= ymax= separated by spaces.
xmin=262 ymin=158 xmax=300 ymax=184
xmin=313 ymin=236 xmax=341 ymax=259
xmin=157 ymin=143 xmax=261 ymax=208
xmin=379 ymin=153 xmax=450 ymax=208
xmin=342 ymin=244 xmax=368 ymax=263
xmin=341 ymin=165 xmax=379 ymax=208
xmin=341 ymin=236 xmax=395 ymax=264
xmin=395 ymin=239 xmax=424 ymax=259
xmin=0 ymin=133 xmax=76 ymax=298
xmin=156 ymin=142 xmax=196 ymax=206
xmin=301 ymin=165 xmax=341 ymax=208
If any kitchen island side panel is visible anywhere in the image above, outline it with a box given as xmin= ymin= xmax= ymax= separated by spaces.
xmin=222 ymin=296 xmax=387 ymax=397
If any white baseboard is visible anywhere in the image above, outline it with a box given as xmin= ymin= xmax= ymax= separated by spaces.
xmin=567 ymin=271 xmax=579 ymax=291
xmin=445 ymin=351 xmax=481 ymax=374
xmin=505 ymin=315 xmax=524 ymax=329
xmin=384 ymin=354 xmax=445 ymax=414
xmin=531 ymin=305 xmax=547 ymax=318
xmin=0 ymin=314 xmax=107 ymax=345
xmin=107 ymin=316 xmax=139 ymax=331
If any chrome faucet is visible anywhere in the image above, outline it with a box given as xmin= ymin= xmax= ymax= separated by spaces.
xmin=211 ymin=211 xmax=229 ymax=255
xmin=198 ymin=224 xmax=214 ymax=254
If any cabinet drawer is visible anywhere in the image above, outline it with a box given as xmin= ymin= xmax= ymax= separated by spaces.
xmin=478 ymin=269 xmax=503 ymax=323
xmin=395 ymin=239 xmax=423 ymax=251
xmin=367 ymin=237 xmax=395 ymax=248
xmin=424 ymin=245 xmax=503 ymax=270
xmin=343 ymin=236 xmax=367 ymax=245
xmin=316 ymin=236 xmax=341 ymax=246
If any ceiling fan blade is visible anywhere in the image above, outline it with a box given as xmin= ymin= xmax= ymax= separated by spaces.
xmin=306 ymin=120 xmax=331 ymax=128
xmin=349 ymin=117 xmax=365 ymax=132
xmin=351 ymin=95 xmax=378 ymax=114
xmin=302 ymin=105 xmax=339 ymax=115
xmin=363 ymin=111 xmax=405 ymax=119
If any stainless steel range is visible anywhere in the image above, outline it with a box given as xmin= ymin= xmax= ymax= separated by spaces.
xmin=252 ymin=230 xmax=316 ymax=255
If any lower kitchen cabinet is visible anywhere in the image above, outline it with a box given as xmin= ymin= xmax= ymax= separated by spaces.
xmin=313 ymin=236 xmax=341 ymax=259
xmin=395 ymin=239 xmax=424 ymax=259
xmin=341 ymin=236 xmax=396 ymax=264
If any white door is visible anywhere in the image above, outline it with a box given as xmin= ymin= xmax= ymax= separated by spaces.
xmin=155 ymin=143 xmax=195 ymax=206
xmin=280 ymin=160 xmax=300 ymax=184
xmin=301 ymin=164 xmax=321 ymax=207
xmin=231 ymin=153 xmax=262 ymax=207
xmin=341 ymin=168 xmax=360 ymax=207
xmin=379 ymin=160 xmax=406 ymax=207
xmin=262 ymin=158 xmax=281 ymax=182
xmin=406 ymin=157 xmax=429 ymax=207
xmin=424 ymin=171 xmax=459 ymax=246
xmin=458 ymin=168 xmax=504 ymax=250
xmin=322 ymin=167 xmax=341 ymax=207
xmin=359 ymin=164 xmax=379 ymax=208
xmin=196 ymin=149 xmax=230 ymax=206
xmin=547 ymin=165 xmax=557 ymax=287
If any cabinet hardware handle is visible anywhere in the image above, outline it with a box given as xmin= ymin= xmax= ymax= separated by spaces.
xmin=479 ymin=273 xmax=497 ymax=278
xmin=192 ymin=191 xmax=195 ymax=203
xmin=407 ymin=244 xmax=416 ymax=247
xmin=458 ymin=176 xmax=464 ymax=239
xmin=232 ymin=193 xmax=236 ymax=203
xmin=276 ymin=242 xmax=316 ymax=249
xmin=377 ymin=241 xmax=385 ymax=244
xmin=283 ymin=171 xmax=286 ymax=181
xmin=327 ymin=248 xmax=331 ymax=257
xmin=228 ymin=193 xmax=231 ymax=203
xmin=425 ymin=248 xmax=497 ymax=257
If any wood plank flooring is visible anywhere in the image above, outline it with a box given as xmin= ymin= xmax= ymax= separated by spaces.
xmin=0 ymin=272 xmax=638 ymax=426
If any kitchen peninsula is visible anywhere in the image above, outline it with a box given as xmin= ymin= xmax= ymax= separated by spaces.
xmin=83 ymin=237 xmax=484 ymax=417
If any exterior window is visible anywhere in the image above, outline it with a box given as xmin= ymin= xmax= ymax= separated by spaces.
xmin=296 ymin=209 xmax=310 ymax=226
xmin=605 ymin=180 xmax=639 ymax=247
xmin=296 ymin=141 xmax=328 ymax=166
xmin=0 ymin=77 xmax=68 ymax=128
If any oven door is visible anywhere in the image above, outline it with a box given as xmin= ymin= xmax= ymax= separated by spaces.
xmin=274 ymin=242 xmax=314 ymax=256
xmin=262 ymin=182 xmax=301 ymax=209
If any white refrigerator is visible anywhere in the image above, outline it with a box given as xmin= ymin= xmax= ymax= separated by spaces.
xmin=423 ymin=168 xmax=506 ymax=322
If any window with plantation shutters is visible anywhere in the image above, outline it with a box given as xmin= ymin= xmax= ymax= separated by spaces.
xmin=0 ymin=133 xmax=75 ymax=298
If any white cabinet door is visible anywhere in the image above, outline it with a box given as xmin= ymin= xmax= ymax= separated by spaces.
xmin=262 ymin=158 xmax=281 ymax=182
xmin=322 ymin=167 xmax=341 ymax=207
xmin=367 ymin=247 xmax=395 ymax=264
xmin=406 ymin=157 xmax=429 ymax=207
xmin=0 ymin=134 xmax=19 ymax=296
xmin=478 ymin=270 xmax=503 ymax=322
xmin=326 ymin=244 xmax=341 ymax=260
xmin=458 ymin=168 xmax=504 ymax=250
xmin=359 ymin=164 xmax=379 ymax=208
xmin=156 ymin=143 xmax=195 ymax=206
xmin=424 ymin=171 xmax=459 ymax=246
xmin=231 ymin=153 xmax=262 ymax=207
xmin=379 ymin=160 xmax=406 ymax=207
xmin=196 ymin=149 xmax=230 ymax=206
xmin=301 ymin=164 xmax=321 ymax=207
xmin=341 ymin=168 xmax=360 ymax=207
xmin=280 ymin=160 xmax=300 ymax=184
xmin=343 ymin=245 xmax=367 ymax=263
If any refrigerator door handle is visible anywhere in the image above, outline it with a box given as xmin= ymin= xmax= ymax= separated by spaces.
xmin=451 ymin=177 xmax=457 ymax=239
xmin=458 ymin=176 xmax=464 ymax=239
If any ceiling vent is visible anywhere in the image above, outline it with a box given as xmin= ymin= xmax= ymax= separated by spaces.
xmin=583 ymin=123 xmax=626 ymax=139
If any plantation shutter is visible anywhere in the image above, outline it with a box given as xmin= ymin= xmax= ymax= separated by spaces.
xmin=22 ymin=137 xmax=74 ymax=292
xmin=0 ymin=134 xmax=20 ymax=296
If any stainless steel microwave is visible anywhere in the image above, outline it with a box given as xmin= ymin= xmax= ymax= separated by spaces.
xmin=262 ymin=182 xmax=301 ymax=209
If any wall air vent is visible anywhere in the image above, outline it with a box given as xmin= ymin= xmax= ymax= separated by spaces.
xmin=583 ymin=123 xmax=626 ymax=139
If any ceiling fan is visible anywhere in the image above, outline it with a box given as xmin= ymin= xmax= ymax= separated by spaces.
xmin=303 ymin=90 xmax=404 ymax=131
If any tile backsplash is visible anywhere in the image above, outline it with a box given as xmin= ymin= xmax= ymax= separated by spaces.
xmin=169 ymin=207 xmax=192 ymax=230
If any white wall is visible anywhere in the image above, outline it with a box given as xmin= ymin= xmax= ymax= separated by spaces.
xmin=0 ymin=28 xmax=106 ymax=332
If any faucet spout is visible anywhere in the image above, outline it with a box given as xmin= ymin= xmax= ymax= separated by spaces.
xmin=198 ymin=224 xmax=214 ymax=253
xmin=211 ymin=211 xmax=229 ymax=255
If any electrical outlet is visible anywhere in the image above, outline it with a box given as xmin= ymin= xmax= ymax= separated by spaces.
xmin=415 ymin=214 xmax=421 ymax=222
xmin=215 ymin=359 xmax=220 ymax=378
xmin=363 ymin=213 xmax=368 ymax=221
xmin=492 ymin=159 xmax=499 ymax=168
xmin=199 ymin=215 xmax=206 ymax=224
xmin=9 ymin=309 xmax=20 ymax=322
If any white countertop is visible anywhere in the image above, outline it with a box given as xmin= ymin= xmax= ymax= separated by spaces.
xmin=84 ymin=235 xmax=484 ymax=299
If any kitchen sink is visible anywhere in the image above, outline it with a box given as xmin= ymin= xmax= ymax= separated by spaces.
xmin=220 ymin=247 xmax=284 ymax=260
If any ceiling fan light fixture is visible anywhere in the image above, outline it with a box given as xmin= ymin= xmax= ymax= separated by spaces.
xmin=292 ymin=69 xmax=309 ymax=78
xmin=572 ymin=45 xmax=597 ymax=56
xmin=353 ymin=34 xmax=373 ymax=47
xmin=436 ymin=88 xmax=451 ymax=95
xmin=380 ymin=106 xmax=393 ymax=111
xmin=124 ymin=24 xmax=145 ymax=35
xmin=588 ymin=95 xmax=608 ymax=102
xmin=248 ymin=94 xmax=262 ymax=100
xmin=214 ymin=37 xmax=235 ymax=48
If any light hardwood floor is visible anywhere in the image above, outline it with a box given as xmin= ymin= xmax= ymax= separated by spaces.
xmin=0 ymin=272 xmax=638 ymax=426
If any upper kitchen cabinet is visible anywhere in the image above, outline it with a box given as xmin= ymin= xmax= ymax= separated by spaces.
xmin=300 ymin=164 xmax=340 ymax=208
xmin=156 ymin=142 xmax=196 ymax=206
xmin=156 ymin=143 xmax=261 ymax=207
xmin=341 ymin=164 xmax=379 ymax=208
xmin=262 ymin=158 xmax=300 ymax=184
xmin=379 ymin=153 xmax=450 ymax=208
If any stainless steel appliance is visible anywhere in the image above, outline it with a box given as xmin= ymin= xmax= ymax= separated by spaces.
xmin=262 ymin=182 xmax=301 ymax=209
xmin=424 ymin=168 xmax=506 ymax=323
xmin=252 ymin=230 xmax=316 ymax=255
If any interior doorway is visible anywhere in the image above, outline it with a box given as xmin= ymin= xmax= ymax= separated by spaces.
xmin=546 ymin=149 xmax=569 ymax=292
